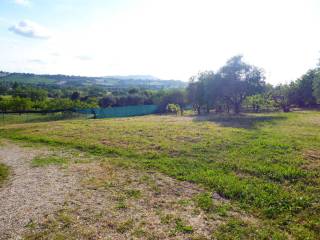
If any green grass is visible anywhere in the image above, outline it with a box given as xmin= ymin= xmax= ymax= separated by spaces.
xmin=195 ymin=192 xmax=214 ymax=212
xmin=174 ymin=218 xmax=194 ymax=234
xmin=1 ymin=111 xmax=320 ymax=239
xmin=213 ymin=218 xmax=287 ymax=240
xmin=0 ymin=113 xmax=87 ymax=125
xmin=0 ymin=163 xmax=9 ymax=186
xmin=31 ymin=156 xmax=67 ymax=167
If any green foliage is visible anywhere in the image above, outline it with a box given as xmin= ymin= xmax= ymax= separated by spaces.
xmin=10 ymin=97 xmax=32 ymax=112
xmin=271 ymin=84 xmax=293 ymax=112
xmin=166 ymin=103 xmax=181 ymax=115
xmin=187 ymin=71 xmax=215 ymax=114
xmin=0 ymin=97 xmax=12 ymax=112
xmin=312 ymin=69 xmax=320 ymax=103
xmin=295 ymin=70 xmax=318 ymax=106
xmin=187 ymin=55 xmax=265 ymax=114
xmin=157 ymin=89 xmax=186 ymax=113
xmin=0 ymin=72 xmax=186 ymax=89
xmin=45 ymin=98 xmax=98 ymax=110
xmin=244 ymin=94 xmax=275 ymax=112
xmin=271 ymin=65 xmax=320 ymax=109
xmin=188 ymin=57 xmax=320 ymax=113
xmin=0 ymin=73 xmax=186 ymax=112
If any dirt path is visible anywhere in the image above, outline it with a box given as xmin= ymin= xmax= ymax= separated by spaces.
xmin=0 ymin=142 xmax=254 ymax=239
xmin=0 ymin=143 xmax=78 ymax=240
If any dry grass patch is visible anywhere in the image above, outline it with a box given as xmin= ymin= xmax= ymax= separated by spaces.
xmin=23 ymin=154 xmax=258 ymax=239
xmin=303 ymin=149 xmax=320 ymax=170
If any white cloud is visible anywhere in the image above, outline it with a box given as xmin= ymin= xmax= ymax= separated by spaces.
xmin=14 ymin=0 xmax=30 ymax=6
xmin=51 ymin=52 xmax=60 ymax=57
xmin=28 ymin=59 xmax=46 ymax=64
xmin=2 ymin=0 xmax=320 ymax=83
xmin=75 ymin=55 xmax=92 ymax=61
xmin=9 ymin=20 xmax=51 ymax=39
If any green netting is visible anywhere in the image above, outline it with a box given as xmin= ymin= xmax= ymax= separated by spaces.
xmin=75 ymin=105 xmax=158 ymax=118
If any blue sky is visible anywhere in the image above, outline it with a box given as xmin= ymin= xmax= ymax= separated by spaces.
xmin=1 ymin=0 xmax=320 ymax=84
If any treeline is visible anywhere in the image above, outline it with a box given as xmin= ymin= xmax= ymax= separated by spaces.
xmin=0 ymin=80 xmax=185 ymax=113
xmin=0 ymin=71 xmax=186 ymax=89
xmin=1 ymin=55 xmax=319 ymax=114
xmin=182 ymin=56 xmax=320 ymax=114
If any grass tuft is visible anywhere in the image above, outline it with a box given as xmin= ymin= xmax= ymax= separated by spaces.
xmin=31 ymin=156 xmax=67 ymax=167
xmin=0 ymin=163 xmax=9 ymax=186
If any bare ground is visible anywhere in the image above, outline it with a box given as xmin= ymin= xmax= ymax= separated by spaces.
xmin=0 ymin=142 xmax=78 ymax=239
xmin=0 ymin=141 xmax=254 ymax=239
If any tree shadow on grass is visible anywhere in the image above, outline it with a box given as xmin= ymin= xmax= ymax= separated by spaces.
xmin=192 ymin=113 xmax=288 ymax=129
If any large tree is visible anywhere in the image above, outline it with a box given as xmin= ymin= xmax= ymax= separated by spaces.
xmin=187 ymin=75 xmax=207 ymax=114
xmin=294 ymin=70 xmax=318 ymax=107
xmin=312 ymin=68 xmax=320 ymax=103
xmin=217 ymin=56 xmax=265 ymax=113
xmin=187 ymin=56 xmax=265 ymax=114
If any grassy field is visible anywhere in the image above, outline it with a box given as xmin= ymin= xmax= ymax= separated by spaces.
xmin=0 ymin=111 xmax=319 ymax=239
xmin=0 ymin=112 xmax=88 ymax=125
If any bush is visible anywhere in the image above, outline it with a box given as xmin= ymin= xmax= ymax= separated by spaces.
xmin=166 ymin=103 xmax=181 ymax=115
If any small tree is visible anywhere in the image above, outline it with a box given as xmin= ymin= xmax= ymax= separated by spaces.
xmin=45 ymin=98 xmax=74 ymax=110
xmin=166 ymin=103 xmax=181 ymax=115
xmin=245 ymin=95 xmax=264 ymax=112
xmin=11 ymin=97 xmax=32 ymax=112
xmin=187 ymin=72 xmax=216 ymax=115
xmin=99 ymin=96 xmax=115 ymax=108
xmin=272 ymin=84 xmax=293 ymax=112
xmin=0 ymin=98 xmax=12 ymax=112
xmin=70 ymin=91 xmax=80 ymax=101
xmin=29 ymin=88 xmax=48 ymax=102
xmin=159 ymin=90 xmax=186 ymax=115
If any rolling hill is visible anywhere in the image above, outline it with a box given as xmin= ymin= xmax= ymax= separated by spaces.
xmin=0 ymin=72 xmax=187 ymax=90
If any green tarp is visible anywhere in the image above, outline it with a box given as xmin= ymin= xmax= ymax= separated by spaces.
xmin=75 ymin=105 xmax=158 ymax=118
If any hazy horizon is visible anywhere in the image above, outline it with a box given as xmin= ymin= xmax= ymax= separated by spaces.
xmin=1 ymin=0 xmax=320 ymax=84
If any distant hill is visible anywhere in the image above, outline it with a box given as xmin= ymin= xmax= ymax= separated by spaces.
xmin=0 ymin=72 xmax=187 ymax=90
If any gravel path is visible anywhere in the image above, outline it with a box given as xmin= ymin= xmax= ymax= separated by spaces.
xmin=0 ymin=143 xmax=78 ymax=240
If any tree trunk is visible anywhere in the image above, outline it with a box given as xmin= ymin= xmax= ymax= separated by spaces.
xmin=282 ymin=105 xmax=290 ymax=112
xmin=234 ymin=102 xmax=240 ymax=114
xmin=180 ymin=107 xmax=184 ymax=116
xmin=195 ymin=105 xmax=201 ymax=115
